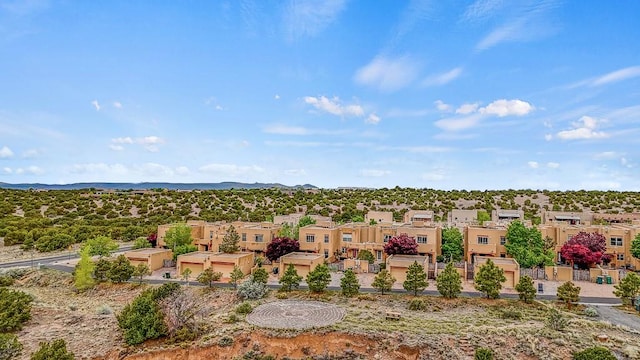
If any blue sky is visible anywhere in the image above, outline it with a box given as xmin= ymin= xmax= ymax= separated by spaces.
xmin=1 ymin=0 xmax=639 ymax=190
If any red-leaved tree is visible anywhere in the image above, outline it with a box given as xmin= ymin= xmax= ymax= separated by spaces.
xmin=265 ymin=237 xmax=300 ymax=261
xmin=147 ymin=233 xmax=157 ymax=247
xmin=384 ymin=233 xmax=418 ymax=256
xmin=560 ymin=231 xmax=607 ymax=269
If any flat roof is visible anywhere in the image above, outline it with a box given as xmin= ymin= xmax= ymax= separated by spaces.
xmin=555 ymin=215 xmax=581 ymax=220
xmin=177 ymin=251 xmax=211 ymax=259
xmin=497 ymin=212 xmax=520 ymax=218
xmin=210 ymin=252 xmax=253 ymax=260
xmin=126 ymin=248 xmax=172 ymax=255
xmin=280 ymin=252 xmax=323 ymax=260
xmin=388 ymin=255 xmax=428 ymax=265
xmin=475 ymin=256 xmax=519 ymax=266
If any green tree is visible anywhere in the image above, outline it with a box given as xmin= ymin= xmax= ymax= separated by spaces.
xmin=573 ymin=347 xmax=616 ymax=360
xmin=107 ymin=255 xmax=135 ymax=283
xmin=82 ymin=236 xmax=118 ymax=257
xmin=515 ymin=275 xmax=536 ymax=303
xmin=74 ymin=246 xmax=95 ymax=291
xmin=340 ymin=269 xmax=360 ymax=297
xmin=219 ymin=225 xmax=240 ymax=253
xmin=298 ymin=215 xmax=316 ymax=228
xmin=372 ymin=269 xmax=395 ymax=295
xmin=172 ymin=244 xmax=197 ymax=261
xmin=132 ymin=263 xmax=151 ymax=284
xmin=614 ymin=272 xmax=640 ymax=305
xmin=403 ymin=261 xmax=428 ymax=296
xmin=441 ymin=227 xmax=464 ymax=262
xmin=252 ymin=267 xmax=269 ymax=285
xmin=0 ymin=288 xmax=33 ymax=332
xmin=30 ymin=339 xmax=74 ymax=360
xmin=357 ymin=250 xmax=375 ymax=264
xmin=196 ymin=268 xmax=222 ymax=288
xmin=477 ymin=210 xmax=490 ymax=225
xmin=117 ymin=290 xmax=167 ymax=345
xmin=306 ymin=264 xmax=331 ymax=293
xmin=505 ymin=221 xmax=553 ymax=268
xmin=0 ymin=333 xmax=22 ymax=360
xmin=436 ymin=262 xmax=462 ymax=299
xmin=229 ymin=265 xmax=244 ymax=289
xmin=631 ymin=233 xmax=640 ymax=261
xmin=279 ymin=264 xmax=302 ymax=291
xmin=474 ymin=259 xmax=506 ymax=299
xmin=133 ymin=237 xmax=152 ymax=249
xmin=93 ymin=258 xmax=112 ymax=283
xmin=181 ymin=268 xmax=192 ymax=285
xmin=557 ymin=281 xmax=581 ymax=309
xmin=163 ymin=223 xmax=193 ymax=251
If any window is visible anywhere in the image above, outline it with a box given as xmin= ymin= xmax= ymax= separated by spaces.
xmin=477 ymin=236 xmax=488 ymax=245
xmin=383 ymin=234 xmax=392 ymax=243
xmin=324 ymin=234 xmax=329 ymax=243
xmin=417 ymin=236 xmax=427 ymax=244
xmin=617 ymin=254 xmax=624 ymax=261
xmin=342 ymin=233 xmax=352 ymax=242
xmin=610 ymin=237 xmax=623 ymax=246
xmin=255 ymin=234 xmax=263 ymax=242
xmin=324 ymin=249 xmax=329 ymax=258
xmin=500 ymin=253 xmax=506 ymax=258
xmin=306 ymin=234 xmax=315 ymax=243
xmin=376 ymin=250 xmax=382 ymax=260
xmin=567 ymin=234 xmax=573 ymax=241
xmin=500 ymin=236 xmax=506 ymax=245
xmin=209 ymin=231 xmax=214 ymax=239
xmin=341 ymin=247 xmax=346 ymax=254
xmin=242 ymin=233 xmax=246 ymax=242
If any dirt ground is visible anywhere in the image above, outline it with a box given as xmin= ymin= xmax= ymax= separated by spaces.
xmin=6 ymin=268 xmax=640 ymax=360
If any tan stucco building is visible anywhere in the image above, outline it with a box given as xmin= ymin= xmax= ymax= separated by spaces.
xmin=124 ymin=248 xmax=173 ymax=271
xmin=210 ymin=252 xmax=254 ymax=278
xmin=386 ymin=254 xmax=429 ymax=284
xmin=279 ymin=252 xmax=324 ymax=278
xmin=474 ymin=256 xmax=520 ymax=288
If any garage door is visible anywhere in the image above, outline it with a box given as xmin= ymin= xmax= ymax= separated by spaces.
xmin=181 ymin=263 xmax=204 ymax=278
xmin=504 ymin=272 xmax=515 ymax=288
xmin=294 ymin=264 xmax=311 ymax=277
xmin=213 ymin=263 xmax=235 ymax=278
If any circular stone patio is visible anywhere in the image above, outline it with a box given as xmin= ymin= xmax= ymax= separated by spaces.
xmin=246 ymin=300 xmax=346 ymax=329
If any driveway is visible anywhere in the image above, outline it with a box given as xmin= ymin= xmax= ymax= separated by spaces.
xmin=593 ymin=305 xmax=640 ymax=332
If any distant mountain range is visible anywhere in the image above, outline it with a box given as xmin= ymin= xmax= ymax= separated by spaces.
xmin=0 ymin=182 xmax=318 ymax=191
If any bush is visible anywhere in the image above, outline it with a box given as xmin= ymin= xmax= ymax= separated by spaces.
xmin=237 ymin=279 xmax=268 ymax=300
xmin=0 ymin=276 xmax=14 ymax=287
xmin=584 ymin=307 xmax=598 ymax=317
xmin=474 ymin=347 xmax=494 ymax=360
xmin=408 ymin=298 xmax=427 ymax=311
xmin=573 ymin=346 xmax=616 ymax=360
xmin=0 ymin=333 xmax=22 ymax=360
xmin=96 ymin=304 xmax=113 ymax=315
xmin=546 ymin=308 xmax=568 ymax=331
xmin=30 ymin=339 xmax=74 ymax=360
xmin=500 ymin=309 xmax=523 ymax=320
xmin=0 ymin=288 xmax=33 ymax=332
xmin=106 ymin=255 xmax=134 ymax=283
xmin=225 ymin=313 xmax=240 ymax=323
xmin=235 ymin=301 xmax=253 ymax=315
xmin=151 ymin=282 xmax=181 ymax=301
xmin=116 ymin=290 xmax=167 ymax=345
xmin=218 ymin=336 xmax=234 ymax=347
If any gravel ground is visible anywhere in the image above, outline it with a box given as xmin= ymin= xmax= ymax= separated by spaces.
xmin=593 ymin=305 xmax=640 ymax=332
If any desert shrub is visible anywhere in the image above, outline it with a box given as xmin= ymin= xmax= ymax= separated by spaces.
xmin=30 ymin=339 xmax=74 ymax=360
xmin=116 ymin=290 xmax=167 ymax=345
xmin=408 ymin=298 xmax=427 ymax=311
xmin=500 ymin=309 xmax=523 ymax=320
xmin=0 ymin=333 xmax=22 ymax=360
xmin=238 ymin=351 xmax=276 ymax=360
xmin=573 ymin=346 xmax=616 ymax=360
xmin=226 ymin=313 xmax=240 ymax=323
xmin=237 ymin=279 xmax=268 ymax=300
xmin=218 ymin=336 xmax=234 ymax=347
xmin=584 ymin=307 xmax=598 ymax=317
xmin=546 ymin=308 xmax=568 ymax=331
xmin=275 ymin=292 xmax=288 ymax=299
xmin=474 ymin=347 xmax=494 ymax=360
xmin=0 ymin=288 xmax=33 ymax=332
xmin=0 ymin=276 xmax=14 ymax=287
xmin=96 ymin=304 xmax=113 ymax=315
xmin=106 ymin=255 xmax=134 ymax=283
xmin=235 ymin=301 xmax=254 ymax=315
xmin=151 ymin=282 xmax=181 ymax=301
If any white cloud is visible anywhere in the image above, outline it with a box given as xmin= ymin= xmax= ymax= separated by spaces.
xmin=479 ymin=99 xmax=534 ymax=117
xmin=422 ymin=67 xmax=463 ymax=86
xmin=303 ymin=96 xmax=364 ymax=117
xmin=215 ymin=105 xmax=223 ymax=111
xmin=400 ymin=146 xmax=452 ymax=153
xmin=109 ymin=145 xmax=124 ymax=151
xmin=112 ymin=137 xmax=134 ymax=144
xmin=70 ymin=163 xmax=129 ymax=175
xmin=593 ymin=151 xmax=619 ymax=160
xmin=22 ymin=149 xmax=40 ymax=158
xmin=461 ymin=0 xmax=505 ymax=22
xmin=263 ymin=124 xmax=348 ymax=136
xmin=434 ymin=100 xmax=452 ymax=112
xmin=354 ymin=55 xmax=419 ymax=92
xmin=544 ymin=134 xmax=553 ymax=141
xmin=556 ymin=116 xmax=608 ymax=140
xmin=110 ymin=136 xmax=165 ymax=152
xmin=113 ymin=101 xmax=122 ymax=109
xmin=365 ymin=113 xmax=380 ymax=125
xmin=547 ymin=162 xmax=560 ymax=169
xmin=140 ymin=163 xmax=174 ymax=177
xmin=284 ymin=0 xmax=346 ymax=40
xmin=455 ymin=103 xmax=479 ymax=114
xmin=15 ymin=166 xmax=44 ymax=175
xmin=527 ymin=161 xmax=539 ymax=169
xmin=91 ymin=100 xmax=101 ymax=111
xmin=592 ymin=66 xmax=640 ymax=86
xmin=199 ymin=163 xmax=265 ymax=176
xmin=284 ymin=169 xmax=307 ymax=176
xmin=0 ymin=146 xmax=14 ymax=159
xmin=476 ymin=20 xmax=524 ymax=50
xmin=274 ymin=94 xmax=280 ymax=100
xmin=175 ymin=166 xmax=190 ymax=175
xmin=2 ymin=167 xmax=11 ymax=174
xmin=434 ymin=113 xmax=484 ymax=131
xmin=360 ymin=169 xmax=390 ymax=177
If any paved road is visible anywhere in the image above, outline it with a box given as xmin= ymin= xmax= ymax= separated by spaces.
xmin=593 ymin=305 xmax=640 ymax=331
xmin=0 ymin=245 xmax=134 ymax=269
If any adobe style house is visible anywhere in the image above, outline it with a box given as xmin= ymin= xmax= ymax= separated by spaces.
xmin=124 ymin=248 xmax=173 ymax=271
xmin=491 ymin=209 xmax=524 ymax=223
xmin=386 ymin=254 xmax=429 ymax=283
xmin=157 ymin=220 xmax=205 ymax=248
xmin=474 ymin=256 xmax=520 ymax=288
xmin=448 ymin=209 xmax=478 ymax=224
xmin=403 ymin=210 xmax=434 ymax=225
xmin=542 ymin=211 xmax=593 ymax=225
xmin=364 ymin=211 xmax=393 ymax=224
xmin=279 ymin=252 xmax=324 ymax=278
xmin=298 ymin=223 xmax=340 ymax=261
xmin=176 ymin=251 xmax=213 ymax=278
xmin=465 ymin=225 xmax=507 ymax=262
xmin=395 ymin=224 xmax=441 ymax=263
xmin=209 ymin=252 xmax=254 ymax=278
xmin=238 ymin=222 xmax=280 ymax=254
